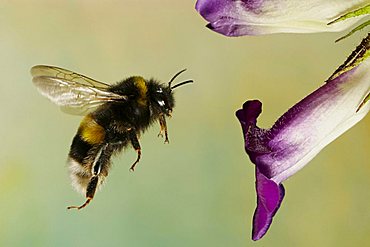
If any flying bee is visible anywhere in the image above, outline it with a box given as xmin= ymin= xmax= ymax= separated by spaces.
xmin=31 ymin=65 xmax=192 ymax=210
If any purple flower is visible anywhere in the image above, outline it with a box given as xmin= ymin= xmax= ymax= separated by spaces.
xmin=236 ymin=34 xmax=370 ymax=240
xmin=195 ymin=0 xmax=368 ymax=36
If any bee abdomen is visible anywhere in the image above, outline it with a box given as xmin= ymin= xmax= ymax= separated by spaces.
xmin=68 ymin=114 xmax=105 ymax=163
xmin=68 ymin=140 xmax=111 ymax=195
xmin=68 ymin=114 xmax=107 ymax=194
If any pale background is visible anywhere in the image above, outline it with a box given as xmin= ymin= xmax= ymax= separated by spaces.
xmin=0 ymin=1 xmax=369 ymax=246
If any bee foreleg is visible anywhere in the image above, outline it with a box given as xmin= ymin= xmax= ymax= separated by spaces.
xmin=128 ymin=130 xmax=141 ymax=172
xmin=158 ymin=115 xmax=169 ymax=144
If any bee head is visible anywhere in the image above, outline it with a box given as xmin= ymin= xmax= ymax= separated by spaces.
xmin=149 ymin=83 xmax=174 ymax=117
xmin=148 ymin=69 xmax=192 ymax=117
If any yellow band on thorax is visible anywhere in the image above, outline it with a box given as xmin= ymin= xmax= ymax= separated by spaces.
xmin=133 ymin=76 xmax=148 ymax=106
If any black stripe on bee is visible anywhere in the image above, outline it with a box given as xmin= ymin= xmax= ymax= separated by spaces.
xmin=69 ymin=135 xmax=94 ymax=164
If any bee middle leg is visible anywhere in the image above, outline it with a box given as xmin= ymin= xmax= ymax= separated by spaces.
xmin=129 ymin=129 xmax=141 ymax=171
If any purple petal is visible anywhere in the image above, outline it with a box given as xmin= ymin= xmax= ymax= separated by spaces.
xmin=196 ymin=0 xmax=263 ymax=36
xmin=235 ymin=100 xmax=271 ymax=176
xmin=253 ymin=168 xmax=285 ymax=241
xmin=235 ymin=100 xmax=261 ymax=135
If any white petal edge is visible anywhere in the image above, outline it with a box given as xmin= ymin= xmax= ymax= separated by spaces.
xmin=271 ymin=59 xmax=370 ymax=184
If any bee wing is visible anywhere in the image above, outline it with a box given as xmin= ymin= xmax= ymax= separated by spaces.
xmin=31 ymin=65 xmax=110 ymax=89
xmin=32 ymin=75 xmax=127 ymax=116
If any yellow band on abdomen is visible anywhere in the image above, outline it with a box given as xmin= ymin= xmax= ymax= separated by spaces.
xmin=79 ymin=115 xmax=105 ymax=144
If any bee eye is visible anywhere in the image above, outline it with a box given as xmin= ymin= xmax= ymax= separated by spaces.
xmin=158 ymin=100 xmax=165 ymax=107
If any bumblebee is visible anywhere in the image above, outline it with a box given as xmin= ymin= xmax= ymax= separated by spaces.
xmin=31 ymin=65 xmax=192 ymax=210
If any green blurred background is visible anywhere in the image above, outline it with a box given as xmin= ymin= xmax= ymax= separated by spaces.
xmin=0 ymin=1 xmax=369 ymax=246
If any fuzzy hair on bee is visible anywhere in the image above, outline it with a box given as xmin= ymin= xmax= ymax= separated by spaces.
xmin=31 ymin=65 xmax=192 ymax=210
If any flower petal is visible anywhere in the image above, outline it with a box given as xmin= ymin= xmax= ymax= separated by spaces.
xmin=268 ymin=38 xmax=370 ymax=183
xmin=236 ymin=34 xmax=370 ymax=240
xmin=236 ymin=100 xmax=271 ymax=176
xmin=196 ymin=0 xmax=368 ymax=36
xmin=237 ymin=35 xmax=370 ymax=185
xmin=252 ymin=168 xmax=285 ymax=241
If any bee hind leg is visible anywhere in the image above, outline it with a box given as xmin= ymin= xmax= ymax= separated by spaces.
xmin=67 ymin=175 xmax=99 ymax=210
xmin=68 ymin=144 xmax=109 ymax=210
xmin=67 ymin=198 xmax=91 ymax=210
xmin=129 ymin=130 xmax=141 ymax=172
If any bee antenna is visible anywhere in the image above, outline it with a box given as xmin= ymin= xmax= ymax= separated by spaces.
xmin=170 ymin=80 xmax=193 ymax=90
xmin=168 ymin=69 xmax=187 ymax=88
